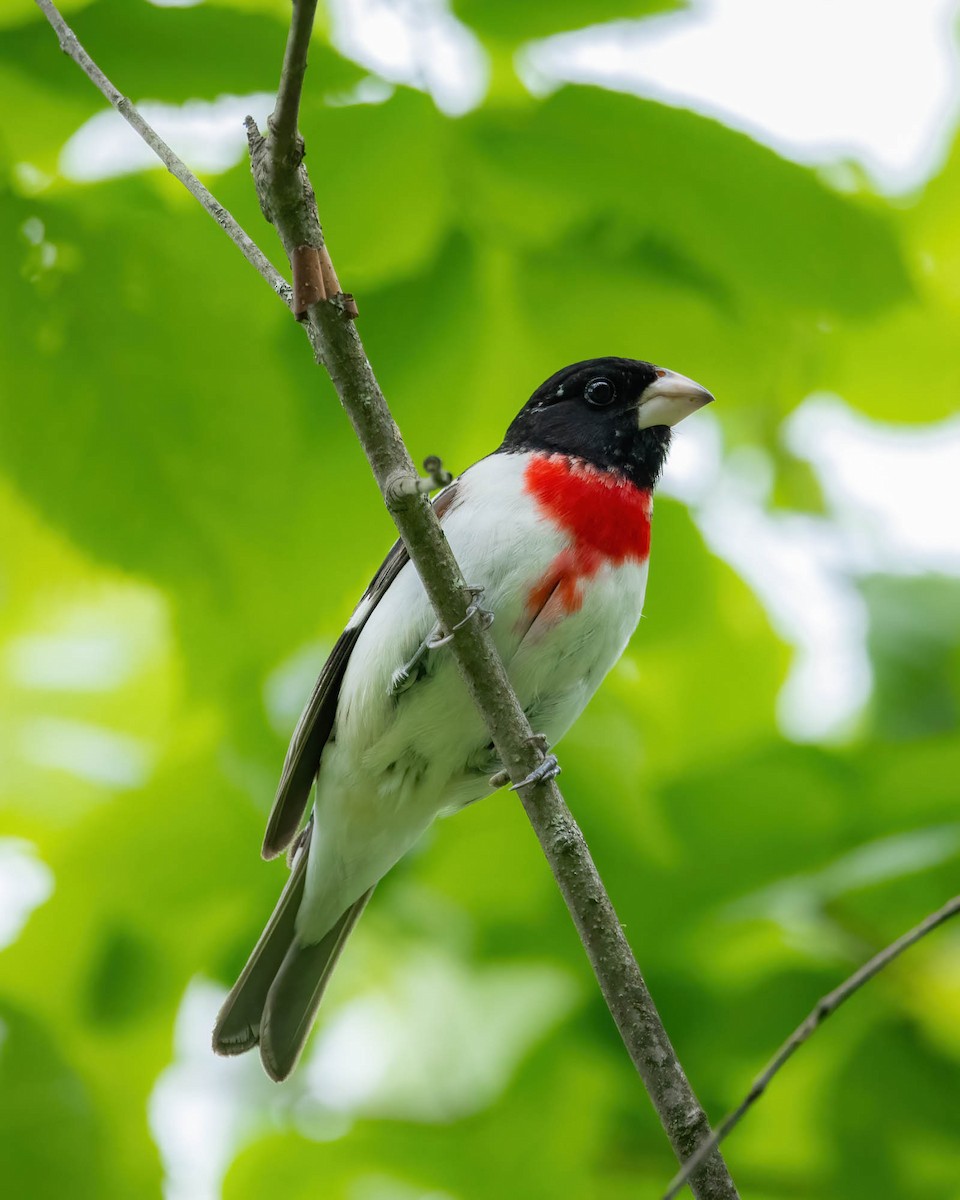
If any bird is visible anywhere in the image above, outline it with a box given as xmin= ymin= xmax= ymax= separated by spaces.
xmin=213 ymin=356 xmax=714 ymax=1080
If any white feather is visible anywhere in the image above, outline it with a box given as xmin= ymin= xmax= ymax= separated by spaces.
xmin=296 ymin=452 xmax=650 ymax=942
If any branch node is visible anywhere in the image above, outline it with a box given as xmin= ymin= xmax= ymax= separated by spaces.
xmin=384 ymin=470 xmax=424 ymax=507
xmin=385 ymin=456 xmax=454 ymax=505
xmin=268 ymin=113 xmax=306 ymax=170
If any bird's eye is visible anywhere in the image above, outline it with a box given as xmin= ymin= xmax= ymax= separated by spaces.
xmin=584 ymin=378 xmax=616 ymax=407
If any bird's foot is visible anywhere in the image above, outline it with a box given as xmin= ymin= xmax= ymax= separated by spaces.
xmin=510 ymin=737 xmax=561 ymax=791
xmin=389 ymin=588 xmax=494 ymax=697
xmin=389 ymin=640 xmax=430 ymax=694
xmin=510 ymin=754 xmax=561 ymax=791
xmin=463 ymin=585 xmax=496 ymax=632
xmin=427 ymin=586 xmax=494 ymax=650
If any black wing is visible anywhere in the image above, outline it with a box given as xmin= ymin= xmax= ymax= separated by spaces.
xmin=261 ymin=484 xmax=460 ymax=860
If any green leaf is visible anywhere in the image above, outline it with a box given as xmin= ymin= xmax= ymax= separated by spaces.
xmin=0 ymin=0 xmax=362 ymax=175
xmin=0 ymin=171 xmax=355 ymax=683
xmin=862 ymin=574 xmax=960 ymax=740
xmin=460 ymin=87 xmax=912 ymax=319
xmin=452 ymin=0 xmax=681 ymax=42
xmin=0 ymin=1000 xmax=105 ymax=1200
xmin=224 ymin=1036 xmax=646 ymax=1199
xmin=3 ymin=0 xmax=361 ymax=105
xmin=829 ymin=1019 xmax=960 ymax=1199
xmin=297 ymin=88 xmax=452 ymax=289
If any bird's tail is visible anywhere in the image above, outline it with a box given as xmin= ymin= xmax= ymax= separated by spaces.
xmin=212 ymin=827 xmax=373 ymax=1081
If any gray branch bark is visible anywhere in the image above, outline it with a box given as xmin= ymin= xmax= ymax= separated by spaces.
xmin=34 ymin=2 xmax=739 ymax=1195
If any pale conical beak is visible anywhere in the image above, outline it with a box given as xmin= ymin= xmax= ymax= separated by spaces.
xmin=637 ymin=369 xmax=714 ymax=429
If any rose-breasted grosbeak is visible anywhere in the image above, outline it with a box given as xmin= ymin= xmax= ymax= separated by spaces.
xmin=213 ymin=357 xmax=713 ymax=1080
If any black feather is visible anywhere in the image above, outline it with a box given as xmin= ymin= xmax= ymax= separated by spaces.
xmin=261 ymin=483 xmax=462 ymax=859
xmin=500 ymin=357 xmax=672 ymax=490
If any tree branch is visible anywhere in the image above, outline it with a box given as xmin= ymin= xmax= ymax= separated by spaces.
xmin=33 ymin=0 xmax=291 ymax=306
xmin=269 ymin=0 xmax=318 ymax=164
xmin=33 ymin=3 xmax=738 ymax=1195
xmin=663 ymin=893 xmax=960 ymax=1199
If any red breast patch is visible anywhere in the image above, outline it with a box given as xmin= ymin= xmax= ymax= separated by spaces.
xmin=523 ymin=455 xmax=652 ymax=618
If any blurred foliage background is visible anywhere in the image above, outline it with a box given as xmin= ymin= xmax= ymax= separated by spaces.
xmin=2 ymin=1 xmax=960 ymax=1198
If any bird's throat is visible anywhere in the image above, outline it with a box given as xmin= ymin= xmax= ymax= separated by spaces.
xmin=523 ymin=454 xmax=652 ymax=617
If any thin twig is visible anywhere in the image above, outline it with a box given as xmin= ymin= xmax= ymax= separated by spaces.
xmin=33 ymin=0 xmax=291 ymax=305
xmin=269 ymin=0 xmax=318 ymax=164
xmin=663 ymin=894 xmax=960 ymax=1199
xmin=245 ymin=0 xmax=328 ymax=311
xmin=33 ymin=3 xmax=738 ymax=1195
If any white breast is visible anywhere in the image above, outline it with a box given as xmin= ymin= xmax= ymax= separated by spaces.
xmin=334 ymin=450 xmax=652 ymax=762
xmin=333 ymin=452 xmax=566 ymax=746
xmin=297 ymin=452 xmax=651 ymax=940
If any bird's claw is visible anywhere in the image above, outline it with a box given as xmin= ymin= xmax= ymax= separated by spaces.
xmin=389 ymin=642 xmax=428 ymax=694
xmin=429 ymin=587 xmax=494 ymax=646
xmin=460 ymin=585 xmax=495 ymax=633
xmin=510 ymin=752 xmax=561 ymax=791
xmin=391 ymin=589 xmax=495 ymax=694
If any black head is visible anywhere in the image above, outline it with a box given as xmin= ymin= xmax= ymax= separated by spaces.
xmin=501 ymin=357 xmax=714 ymax=490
